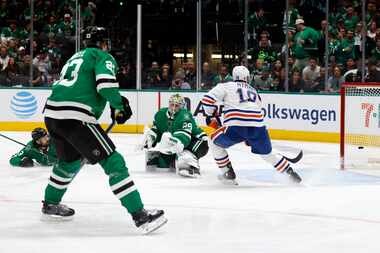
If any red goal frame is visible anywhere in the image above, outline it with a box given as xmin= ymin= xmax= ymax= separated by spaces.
xmin=340 ymin=82 xmax=380 ymax=169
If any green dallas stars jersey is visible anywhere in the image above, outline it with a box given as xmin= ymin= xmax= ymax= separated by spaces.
xmin=9 ymin=141 xmax=57 ymax=167
xmin=44 ymin=48 xmax=124 ymax=123
xmin=151 ymin=107 xmax=206 ymax=148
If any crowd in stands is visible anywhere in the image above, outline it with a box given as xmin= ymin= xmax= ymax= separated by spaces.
xmin=0 ymin=0 xmax=379 ymax=93
xmin=141 ymin=0 xmax=380 ymax=92
xmin=0 ymin=0 xmax=96 ymax=87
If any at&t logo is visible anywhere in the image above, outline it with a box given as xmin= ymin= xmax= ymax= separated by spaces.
xmin=10 ymin=91 xmax=38 ymax=118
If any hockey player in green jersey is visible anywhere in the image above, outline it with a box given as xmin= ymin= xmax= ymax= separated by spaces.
xmin=9 ymin=128 xmax=57 ymax=167
xmin=41 ymin=27 xmax=167 ymax=234
xmin=138 ymin=94 xmax=209 ymax=178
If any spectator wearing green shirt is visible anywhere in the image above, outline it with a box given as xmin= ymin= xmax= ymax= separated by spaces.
xmin=293 ymin=19 xmax=320 ymax=71
xmin=7 ymin=39 xmax=18 ymax=59
xmin=213 ymin=64 xmax=232 ymax=86
xmin=43 ymin=16 xmax=59 ymax=39
xmin=248 ymin=7 xmax=267 ymax=41
xmin=9 ymin=128 xmax=57 ymax=167
xmin=1 ymin=20 xmax=21 ymax=39
xmin=250 ymin=36 xmax=277 ymax=65
xmin=57 ymin=13 xmax=76 ymax=39
xmin=337 ymin=30 xmax=356 ymax=65
xmin=282 ymin=3 xmax=300 ymax=34
xmin=342 ymin=5 xmax=359 ymax=31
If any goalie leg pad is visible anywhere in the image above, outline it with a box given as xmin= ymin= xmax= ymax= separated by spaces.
xmin=145 ymin=150 xmax=160 ymax=171
xmin=175 ymin=150 xmax=200 ymax=178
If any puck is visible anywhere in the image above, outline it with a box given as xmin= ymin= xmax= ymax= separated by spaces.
xmin=358 ymin=146 xmax=364 ymax=149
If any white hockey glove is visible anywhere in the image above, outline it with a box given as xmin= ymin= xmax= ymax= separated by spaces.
xmin=136 ymin=127 xmax=157 ymax=151
xmin=157 ymin=132 xmax=184 ymax=155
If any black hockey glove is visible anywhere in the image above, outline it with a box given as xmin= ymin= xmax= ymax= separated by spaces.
xmin=20 ymin=157 xmax=34 ymax=167
xmin=110 ymin=96 xmax=133 ymax=124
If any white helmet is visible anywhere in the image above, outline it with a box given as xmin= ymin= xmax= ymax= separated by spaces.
xmin=168 ymin=94 xmax=185 ymax=114
xmin=232 ymin=65 xmax=250 ymax=82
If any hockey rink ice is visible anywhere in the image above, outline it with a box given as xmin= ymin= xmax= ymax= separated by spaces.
xmin=1 ymin=132 xmax=380 ymax=253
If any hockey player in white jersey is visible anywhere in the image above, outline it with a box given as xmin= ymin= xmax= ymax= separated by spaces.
xmin=201 ymin=65 xmax=302 ymax=184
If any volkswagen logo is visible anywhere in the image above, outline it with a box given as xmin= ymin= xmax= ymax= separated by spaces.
xmin=10 ymin=91 xmax=38 ymax=118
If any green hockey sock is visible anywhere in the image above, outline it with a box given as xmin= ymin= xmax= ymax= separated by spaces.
xmin=44 ymin=160 xmax=81 ymax=205
xmin=99 ymin=151 xmax=144 ymax=214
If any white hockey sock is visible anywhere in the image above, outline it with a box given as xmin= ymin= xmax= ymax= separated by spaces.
xmin=261 ymin=153 xmax=290 ymax=173
xmin=209 ymin=139 xmax=230 ymax=173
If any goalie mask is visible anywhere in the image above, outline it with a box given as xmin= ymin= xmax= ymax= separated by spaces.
xmin=168 ymin=94 xmax=185 ymax=115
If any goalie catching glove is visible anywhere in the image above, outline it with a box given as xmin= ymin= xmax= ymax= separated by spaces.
xmin=110 ymin=96 xmax=132 ymax=124
xmin=156 ymin=132 xmax=184 ymax=155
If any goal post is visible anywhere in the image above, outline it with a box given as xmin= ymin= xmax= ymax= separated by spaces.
xmin=340 ymin=82 xmax=380 ymax=170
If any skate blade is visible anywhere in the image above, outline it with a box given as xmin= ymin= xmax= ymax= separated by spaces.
xmin=139 ymin=216 xmax=168 ymax=235
xmin=217 ymin=175 xmax=238 ymax=185
xmin=145 ymin=165 xmax=158 ymax=172
xmin=177 ymin=170 xmax=200 ymax=178
xmin=40 ymin=213 xmax=74 ymax=222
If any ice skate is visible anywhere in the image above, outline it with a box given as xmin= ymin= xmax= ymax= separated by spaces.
xmin=218 ymin=163 xmax=238 ymax=185
xmin=177 ymin=166 xmax=201 ymax=178
xmin=285 ymin=167 xmax=302 ymax=184
xmin=41 ymin=201 xmax=75 ymax=221
xmin=132 ymin=208 xmax=168 ymax=235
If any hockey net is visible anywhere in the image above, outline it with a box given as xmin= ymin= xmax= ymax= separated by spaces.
xmin=340 ymin=82 xmax=380 ymax=169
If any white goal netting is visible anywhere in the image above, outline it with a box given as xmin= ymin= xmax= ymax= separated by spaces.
xmin=342 ymin=83 xmax=380 ymax=169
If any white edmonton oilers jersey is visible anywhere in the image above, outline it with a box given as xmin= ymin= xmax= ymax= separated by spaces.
xmin=201 ymin=81 xmax=264 ymax=127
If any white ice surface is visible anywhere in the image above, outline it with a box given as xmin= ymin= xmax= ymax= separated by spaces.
xmin=1 ymin=132 xmax=380 ymax=253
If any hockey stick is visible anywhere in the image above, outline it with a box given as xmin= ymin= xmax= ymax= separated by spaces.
xmin=0 ymin=133 xmax=28 ymax=147
xmin=104 ymin=120 xmax=116 ymax=134
xmin=0 ymin=132 xmax=52 ymax=165
xmin=283 ymin=150 xmax=303 ymax=164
